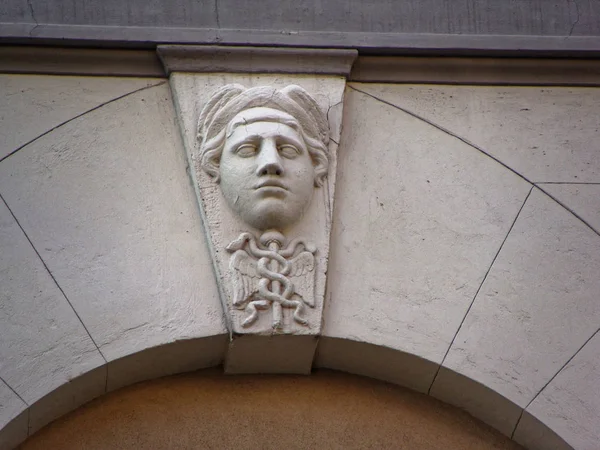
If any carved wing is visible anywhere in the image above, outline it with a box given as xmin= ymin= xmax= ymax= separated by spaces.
xmin=289 ymin=251 xmax=316 ymax=307
xmin=229 ymin=250 xmax=259 ymax=307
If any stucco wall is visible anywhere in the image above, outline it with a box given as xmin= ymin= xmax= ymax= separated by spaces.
xmin=1 ymin=73 xmax=599 ymax=449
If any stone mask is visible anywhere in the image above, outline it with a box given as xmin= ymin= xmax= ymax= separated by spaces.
xmin=198 ymin=85 xmax=330 ymax=231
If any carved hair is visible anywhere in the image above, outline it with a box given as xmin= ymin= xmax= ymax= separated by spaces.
xmin=197 ymin=84 xmax=330 ymax=187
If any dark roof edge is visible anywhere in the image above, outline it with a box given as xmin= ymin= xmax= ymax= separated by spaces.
xmin=2 ymin=24 xmax=600 ymax=58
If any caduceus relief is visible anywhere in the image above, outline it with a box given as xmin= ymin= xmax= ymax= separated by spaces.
xmin=197 ymin=84 xmax=330 ymax=330
xmin=226 ymin=230 xmax=316 ymax=328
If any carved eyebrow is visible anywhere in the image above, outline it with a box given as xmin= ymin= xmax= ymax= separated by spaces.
xmin=229 ymin=133 xmax=305 ymax=151
xmin=275 ymin=135 xmax=304 ymax=150
xmin=229 ymin=134 xmax=262 ymax=144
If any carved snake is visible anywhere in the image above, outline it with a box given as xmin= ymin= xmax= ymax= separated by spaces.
xmin=230 ymin=232 xmax=307 ymax=326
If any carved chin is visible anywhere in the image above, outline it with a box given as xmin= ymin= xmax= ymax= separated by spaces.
xmin=239 ymin=198 xmax=305 ymax=231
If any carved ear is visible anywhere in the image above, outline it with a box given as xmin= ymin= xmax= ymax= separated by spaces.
xmin=197 ymin=84 xmax=246 ymax=143
xmin=281 ymin=85 xmax=329 ymax=146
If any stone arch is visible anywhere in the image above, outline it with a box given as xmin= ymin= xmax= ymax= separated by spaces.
xmin=1 ymin=338 xmax=570 ymax=449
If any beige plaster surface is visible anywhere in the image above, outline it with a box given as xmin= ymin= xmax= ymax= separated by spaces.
xmin=323 ymin=87 xmax=530 ymax=364
xmin=352 ymin=83 xmax=600 ymax=183
xmin=20 ymin=370 xmax=524 ymax=450
xmin=0 ymin=83 xmax=225 ymax=363
xmin=438 ymin=187 xmax=600 ymax=425
xmin=0 ymin=74 xmax=157 ymax=160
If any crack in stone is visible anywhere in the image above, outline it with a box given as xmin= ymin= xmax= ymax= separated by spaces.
xmin=26 ymin=0 xmax=39 ymax=37
xmin=568 ymin=0 xmax=581 ymax=36
xmin=213 ymin=0 xmax=222 ymax=42
xmin=214 ymin=0 xmax=221 ymax=28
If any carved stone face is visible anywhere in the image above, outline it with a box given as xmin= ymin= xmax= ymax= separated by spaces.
xmin=219 ymin=107 xmax=315 ymax=230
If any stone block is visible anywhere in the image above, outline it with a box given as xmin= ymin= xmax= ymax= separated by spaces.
xmin=169 ymin=74 xmax=346 ymax=373
xmin=0 ymin=410 xmax=27 ymax=450
xmin=107 ymin=335 xmax=228 ymax=392
xmin=225 ymin=335 xmax=318 ymax=374
xmin=352 ymin=83 xmax=600 ymax=183
xmin=322 ymin=88 xmax=530 ymax=364
xmin=0 ymin=381 xmax=26 ymax=435
xmin=513 ymin=410 xmax=572 ymax=450
xmin=0 ymin=199 xmax=105 ymax=405
xmin=0 ymin=83 xmax=225 ymax=363
xmin=0 ymin=74 xmax=157 ymax=160
xmin=429 ymin=367 xmax=522 ymax=436
xmin=314 ymin=338 xmax=438 ymax=394
xmin=28 ymin=365 xmax=106 ymax=434
xmin=517 ymin=330 xmax=600 ymax=449
xmin=441 ymin=188 xmax=600 ymax=410
xmin=540 ymin=183 xmax=600 ymax=234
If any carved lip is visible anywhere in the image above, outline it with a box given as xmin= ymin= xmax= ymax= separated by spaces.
xmin=254 ymin=179 xmax=288 ymax=191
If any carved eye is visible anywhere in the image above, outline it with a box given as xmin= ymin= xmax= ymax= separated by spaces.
xmin=278 ymin=144 xmax=300 ymax=159
xmin=235 ymin=144 xmax=258 ymax=157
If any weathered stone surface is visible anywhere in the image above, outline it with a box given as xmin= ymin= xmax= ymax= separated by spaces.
xmin=0 ymin=74 xmax=157 ymax=160
xmin=107 ymin=335 xmax=228 ymax=392
xmin=540 ymin=183 xmax=600 ymax=234
xmin=225 ymin=335 xmax=318 ymax=374
xmin=429 ymin=368 xmax=522 ymax=436
xmin=0 ymin=199 xmax=105 ymax=405
xmin=513 ymin=411 xmax=573 ymax=450
xmin=516 ymin=330 xmax=600 ymax=450
xmin=28 ymin=366 xmax=106 ymax=434
xmin=352 ymin=83 xmax=600 ymax=183
xmin=322 ymin=88 xmax=530 ymax=367
xmin=0 ymin=380 xmax=26 ymax=437
xmin=315 ymin=338 xmax=438 ymax=394
xmin=439 ymin=188 xmax=600 ymax=411
xmin=157 ymin=45 xmax=357 ymax=76
xmin=0 ymin=83 xmax=225 ymax=363
xmin=0 ymin=410 xmax=27 ymax=450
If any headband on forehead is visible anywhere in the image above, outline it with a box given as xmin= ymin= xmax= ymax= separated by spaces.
xmin=197 ymin=84 xmax=330 ymax=147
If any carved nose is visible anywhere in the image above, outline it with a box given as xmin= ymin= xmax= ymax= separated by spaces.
xmin=256 ymin=140 xmax=284 ymax=176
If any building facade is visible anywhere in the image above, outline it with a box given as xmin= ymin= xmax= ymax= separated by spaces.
xmin=1 ymin=2 xmax=600 ymax=449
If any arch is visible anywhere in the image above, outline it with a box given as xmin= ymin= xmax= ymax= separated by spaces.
xmin=0 ymin=338 xmax=570 ymax=449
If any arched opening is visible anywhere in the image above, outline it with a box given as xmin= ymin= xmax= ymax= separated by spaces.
xmin=21 ymin=369 xmax=524 ymax=450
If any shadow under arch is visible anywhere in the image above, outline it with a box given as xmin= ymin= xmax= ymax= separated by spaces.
xmin=1 ymin=336 xmax=571 ymax=450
